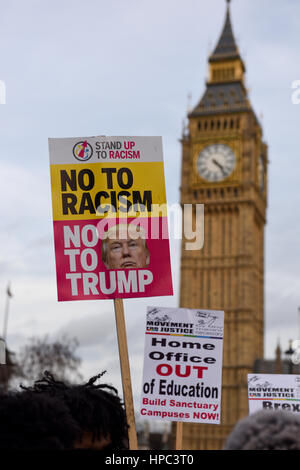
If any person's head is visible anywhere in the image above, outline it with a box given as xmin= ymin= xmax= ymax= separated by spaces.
xmin=25 ymin=371 xmax=128 ymax=451
xmin=101 ymin=224 xmax=150 ymax=270
xmin=0 ymin=390 xmax=80 ymax=450
xmin=224 ymin=410 xmax=300 ymax=450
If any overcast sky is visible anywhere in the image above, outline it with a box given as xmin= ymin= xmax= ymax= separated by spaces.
xmin=0 ymin=0 xmax=299 ymax=424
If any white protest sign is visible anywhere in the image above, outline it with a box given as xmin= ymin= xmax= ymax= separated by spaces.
xmin=248 ymin=374 xmax=300 ymax=414
xmin=140 ymin=307 xmax=224 ymax=424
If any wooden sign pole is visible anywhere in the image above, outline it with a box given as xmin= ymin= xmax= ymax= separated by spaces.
xmin=114 ymin=298 xmax=138 ymax=450
xmin=175 ymin=422 xmax=183 ymax=450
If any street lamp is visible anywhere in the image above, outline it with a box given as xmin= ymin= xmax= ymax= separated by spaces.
xmin=285 ymin=340 xmax=295 ymax=374
xmin=2 ymin=283 xmax=13 ymax=341
xmin=0 ymin=339 xmax=5 ymax=364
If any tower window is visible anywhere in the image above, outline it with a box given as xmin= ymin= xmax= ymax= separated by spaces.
xmin=211 ymin=120 xmax=215 ymax=130
xmin=224 ymin=120 xmax=228 ymax=129
xmin=198 ymin=121 xmax=202 ymax=131
xmin=213 ymin=68 xmax=235 ymax=82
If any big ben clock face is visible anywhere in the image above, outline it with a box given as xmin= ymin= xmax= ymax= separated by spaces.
xmin=197 ymin=144 xmax=236 ymax=182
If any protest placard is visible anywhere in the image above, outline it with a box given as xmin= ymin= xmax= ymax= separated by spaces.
xmin=49 ymin=136 xmax=173 ymax=301
xmin=248 ymin=374 xmax=300 ymax=415
xmin=140 ymin=307 xmax=224 ymax=424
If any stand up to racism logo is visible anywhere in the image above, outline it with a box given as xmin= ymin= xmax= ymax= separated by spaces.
xmin=73 ymin=141 xmax=93 ymax=162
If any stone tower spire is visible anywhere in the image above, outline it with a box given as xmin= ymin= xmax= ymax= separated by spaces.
xmin=190 ymin=0 xmax=251 ymax=119
xmin=210 ymin=0 xmax=240 ymax=61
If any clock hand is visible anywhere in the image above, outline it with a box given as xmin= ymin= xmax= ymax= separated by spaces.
xmin=212 ymin=159 xmax=226 ymax=175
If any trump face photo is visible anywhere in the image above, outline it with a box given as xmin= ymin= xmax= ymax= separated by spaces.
xmin=101 ymin=224 xmax=150 ymax=270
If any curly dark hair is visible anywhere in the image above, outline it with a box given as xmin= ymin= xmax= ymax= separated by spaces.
xmin=0 ymin=390 xmax=80 ymax=450
xmin=224 ymin=410 xmax=300 ymax=450
xmin=23 ymin=370 xmax=128 ymax=450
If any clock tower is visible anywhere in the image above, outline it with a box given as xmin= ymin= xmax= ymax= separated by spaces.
xmin=179 ymin=0 xmax=268 ymax=449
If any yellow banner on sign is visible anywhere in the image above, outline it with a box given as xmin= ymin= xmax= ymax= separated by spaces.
xmin=50 ymin=162 xmax=167 ymax=220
